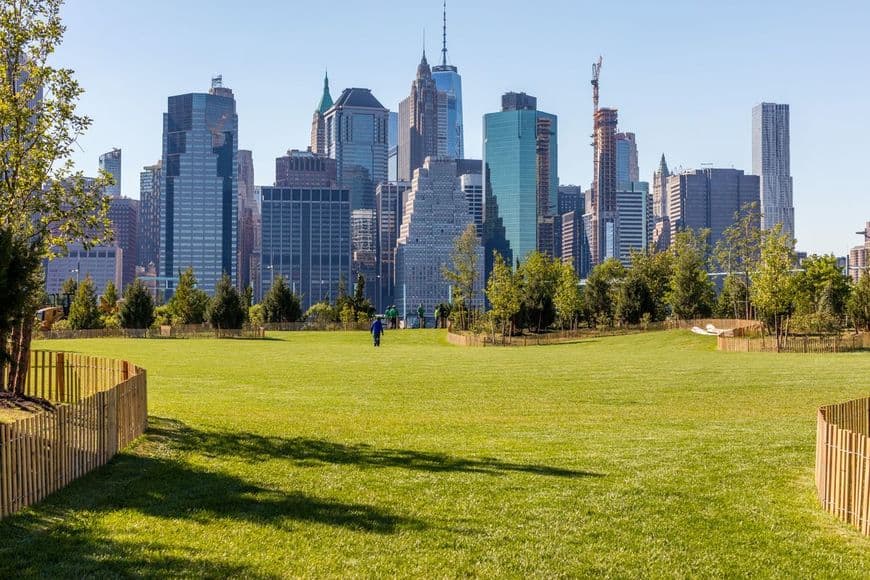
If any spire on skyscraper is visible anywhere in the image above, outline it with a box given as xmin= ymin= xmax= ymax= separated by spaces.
xmin=658 ymin=153 xmax=669 ymax=176
xmin=441 ymin=0 xmax=448 ymax=67
xmin=316 ymin=69 xmax=333 ymax=113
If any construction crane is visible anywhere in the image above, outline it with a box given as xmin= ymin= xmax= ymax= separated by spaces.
xmin=591 ymin=56 xmax=603 ymax=114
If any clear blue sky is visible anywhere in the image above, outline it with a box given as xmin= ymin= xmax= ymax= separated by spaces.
xmin=55 ymin=0 xmax=869 ymax=255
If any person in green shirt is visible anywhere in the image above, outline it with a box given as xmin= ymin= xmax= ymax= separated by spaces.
xmin=417 ymin=304 xmax=425 ymax=329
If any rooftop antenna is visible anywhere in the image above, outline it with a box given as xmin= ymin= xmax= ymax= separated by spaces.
xmin=441 ymin=0 xmax=448 ymax=67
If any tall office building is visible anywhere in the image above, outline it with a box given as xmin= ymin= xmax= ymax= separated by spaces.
xmin=398 ymin=52 xmax=446 ymax=181
xmin=851 ymin=222 xmax=870 ymax=282
xmin=651 ymin=154 xmax=671 ymax=250
xmin=558 ymin=185 xmax=583 ymax=216
xmin=615 ymin=181 xmax=651 ymax=265
xmin=260 ymin=186 xmax=351 ymax=310
xmin=44 ymin=243 xmax=122 ymax=296
xmin=161 ymin=76 xmax=238 ymax=295
xmin=138 ymin=161 xmax=161 ymax=271
xmin=753 ymin=102 xmax=794 ymax=240
xmin=309 ymin=72 xmax=333 ymax=155
xmin=615 ymin=133 xmax=639 ymax=190
xmin=275 ymin=149 xmax=337 ymax=188
xmin=375 ymin=180 xmax=412 ymax=310
xmin=431 ymin=0 xmax=463 ymax=159
xmin=108 ymin=196 xmax=138 ymax=289
xmin=483 ymin=92 xmax=558 ymax=264
xmin=667 ymin=168 xmax=760 ymax=251
xmin=99 ymin=148 xmax=122 ymax=198
xmin=586 ymin=106 xmax=619 ymax=266
xmin=324 ymin=87 xmax=389 ymax=209
xmin=396 ymin=157 xmax=483 ymax=317
xmin=237 ymin=150 xmax=257 ymax=291
xmin=561 ymin=210 xmax=588 ymax=277
xmin=351 ymin=208 xmax=379 ymax=305
xmin=388 ymin=111 xmax=399 ymax=182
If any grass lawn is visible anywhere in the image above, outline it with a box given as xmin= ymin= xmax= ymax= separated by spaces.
xmin=2 ymin=330 xmax=870 ymax=577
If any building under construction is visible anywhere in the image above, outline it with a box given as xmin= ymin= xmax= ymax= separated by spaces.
xmin=585 ymin=58 xmax=619 ymax=266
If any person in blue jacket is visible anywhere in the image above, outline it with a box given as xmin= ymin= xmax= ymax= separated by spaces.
xmin=370 ymin=316 xmax=384 ymax=347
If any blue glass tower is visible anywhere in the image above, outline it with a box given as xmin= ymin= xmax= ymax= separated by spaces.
xmin=161 ymin=77 xmax=238 ymax=295
xmin=431 ymin=1 xmax=463 ymax=159
xmin=483 ymin=92 xmax=557 ymax=265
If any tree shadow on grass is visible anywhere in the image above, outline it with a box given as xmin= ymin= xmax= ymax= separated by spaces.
xmin=0 ymin=419 xmax=422 ymax=577
xmin=150 ymin=417 xmax=602 ymax=479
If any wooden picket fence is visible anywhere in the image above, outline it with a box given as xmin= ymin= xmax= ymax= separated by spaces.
xmin=0 ymin=350 xmax=147 ymax=520
xmin=816 ymin=397 xmax=870 ymax=535
xmin=719 ymin=332 xmax=870 ymax=353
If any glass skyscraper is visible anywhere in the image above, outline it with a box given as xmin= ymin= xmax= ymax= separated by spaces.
xmin=483 ymin=92 xmax=557 ymax=265
xmin=161 ymin=78 xmax=238 ymax=295
xmin=432 ymin=2 xmax=463 ymax=159
xmin=99 ymin=148 xmax=122 ymax=198
xmin=752 ymin=102 xmax=794 ymax=240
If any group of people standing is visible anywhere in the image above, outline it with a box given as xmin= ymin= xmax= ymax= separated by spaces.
xmin=370 ymin=304 xmax=445 ymax=347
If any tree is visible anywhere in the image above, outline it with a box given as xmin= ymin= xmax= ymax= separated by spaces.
xmin=667 ymin=229 xmax=715 ymax=320
xmin=627 ymin=249 xmax=673 ymax=321
xmin=792 ymin=254 xmax=851 ymax=334
xmin=99 ymin=280 xmax=118 ymax=315
xmin=0 ymin=229 xmax=41 ymax=385
xmin=207 ymin=273 xmax=245 ymax=330
xmin=485 ymin=252 xmax=521 ymax=337
xmin=616 ymin=270 xmax=655 ymax=325
xmin=848 ymin=273 xmax=870 ymax=332
xmin=0 ymin=0 xmax=113 ymax=393
xmin=443 ymin=224 xmax=481 ymax=330
xmin=714 ymin=202 xmax=762 ymax=319
xmin=169 ymin=267 xmax=209 ymax=324
xmin=584 ymin=258 xmax=626 ymax=327
xmin=67 ymin=276 xmax=103 ymax=330
xmin=119 ymin=279 xmax=155 ymax=330
xmin=261 ymin=275 xmax=301 ymax=323
xmin=517 ymin=251 xmax=559 ymax=332
xmin=351 ymin=273 xmax=374 ymax=318
xmin=750 ymin=226 xmax=796 ymax=348
xmin=61 ymin=277 xmax=78 ymax=297
xmin=553 ymin=262 xmax=583 ymax=330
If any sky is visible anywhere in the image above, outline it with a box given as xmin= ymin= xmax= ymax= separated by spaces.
xmin=54 ymin=0 xmax=870 ymax=255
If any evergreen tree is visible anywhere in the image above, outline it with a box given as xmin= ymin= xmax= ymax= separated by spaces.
xmin=61 ymin=277 xmax=78 ymax=297
xmin=848 ymin=273 xmax=870 ymax=332
xmin=667 ymin=229 xmax=715 ymax=320
xmin=261 ymin=275 xmax=302 ymax=323
xmin=67 ymin=276 xmax=103 ymax=330
xmin=207 ymin=273 xmax=246 ymax=330
xmin=119 ymin=279 xmax=155 ymax=330
xmin=169 ymin=267 xmax=209 ymax=324
xmin=485 ymin=252 xmax=521 ymax=337
xmin=99 ymin=279 xmax=118 ymax=315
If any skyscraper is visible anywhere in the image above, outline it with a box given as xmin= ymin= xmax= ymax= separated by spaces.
xmin=586 ymin=106 xmax=618 ymax=266
xmin=309 ymin=72 xmax=333 ymax=155
xmin=483 ymin=92 xmax=558 ymax=264
xmin=431 ymin=0 xmax=464 ymax=159
xmin=667 ymin=168 xmax=760 ymax=251
xmin=161 ymin=76 xmax=238 ymax=295
xmin=615 ymin=133 xmax=639 ymax=190
xmin=260 ymin=185 xmax=351 ymax=310
xmin=237 ymin=149 xmax=257 ymax=291
xmin=398 ymin=52 xmax=446 ymax=182
xmin=275 ymin=149 xmax=337 ymax=188
xmin=557 ymin=185 xmax=583 ymax=216
xmin=395 ymin=157 xmax=483 ymax=318
xmin=99 ymin=148 xmax=122 ymax=198
xmin=138 ymin=161 xmax=161 ymax=271
xmin=108 ymin=196 xmax=138 ymax=289
xmin=615 ymin=182 xmax=651 ymax=265
xmin=375 ymin=180 xmax=412 ymax=310
xmin=753 ymin=102 xmax=794 ymax=240
xmin=324 ymin=88 xmax=389 ymax=209
xmin=388 ymin=111 xmax=399 ymax=182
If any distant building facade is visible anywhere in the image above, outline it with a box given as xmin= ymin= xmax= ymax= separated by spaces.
xmin=324 ymin=88 xmax=389 ymax=210
xmin=651 ymin=154 xmax=671 ymax=251
xmin=376 ymin=180 xmax=412 ymax=310
xmin=483 ymin=92 xmax=558 ymax=264
xmin=667 ymin=168 xmax=760 ymax=251
xmin=99 ymin=148 xmax=122 ymax=198
xmin=260 ymin=186 xmax=351 ymax=310
xmin=309 ymin=73 xmax=333 ymax=155
xmin=586 ymin=107 xmax=619 ymax=266
xmin=398 ymin=52 xmax=446 ymax=182
xmin=138 ymin=161 xmax=161 ymax=271
xmin=108 ymin=196 xmax=138 ymax=289
xmin=161 ymin=77 xmax=238 ymax=295
xmin=431 ymin=1 xmax=463 ymax=159
xmin=615 ymin=133 xmax=639 ymax=190
xmin=753 ymin=102 xmax=794 ymax=240
xmin=237 ymin=149 xmax=257 ymax=291
xmin=275 ymin=149 xmax=337 ymax=188
xmin=45 ymin=243 xmax=122 ymax=296
xmin=395 ymin=157 xmax=482 ymax=318
xmin=615 ymin=181 xmax=651 ymax=265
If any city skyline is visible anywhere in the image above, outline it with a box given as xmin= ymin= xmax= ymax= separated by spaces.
xmin=54 ymin=0 xmax=869 ymax=255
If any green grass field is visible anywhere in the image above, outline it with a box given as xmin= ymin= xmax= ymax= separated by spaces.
xmin=2 ymin=330 xmax=870 ymax=577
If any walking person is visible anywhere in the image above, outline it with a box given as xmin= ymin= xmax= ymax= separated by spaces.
xmin=371 ymin=316 xmax=384 ymax=347
xmin=417 ymin=304 xmax=425 ymax=329
xmin=434 ymin=305 xmax=441 ymax=329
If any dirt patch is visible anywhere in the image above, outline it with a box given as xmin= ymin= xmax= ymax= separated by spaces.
xmin=0 ymin=392 xmax=55 ymax=423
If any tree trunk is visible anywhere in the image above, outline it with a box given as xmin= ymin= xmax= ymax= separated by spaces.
xmin=0 ymin=329 xmax=7 ymax=392
xmin=9 ymin=316 xmax=34 ymax=396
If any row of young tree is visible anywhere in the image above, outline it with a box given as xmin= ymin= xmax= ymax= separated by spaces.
xmin=478 ymin=204 xmax=870 ymax=339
